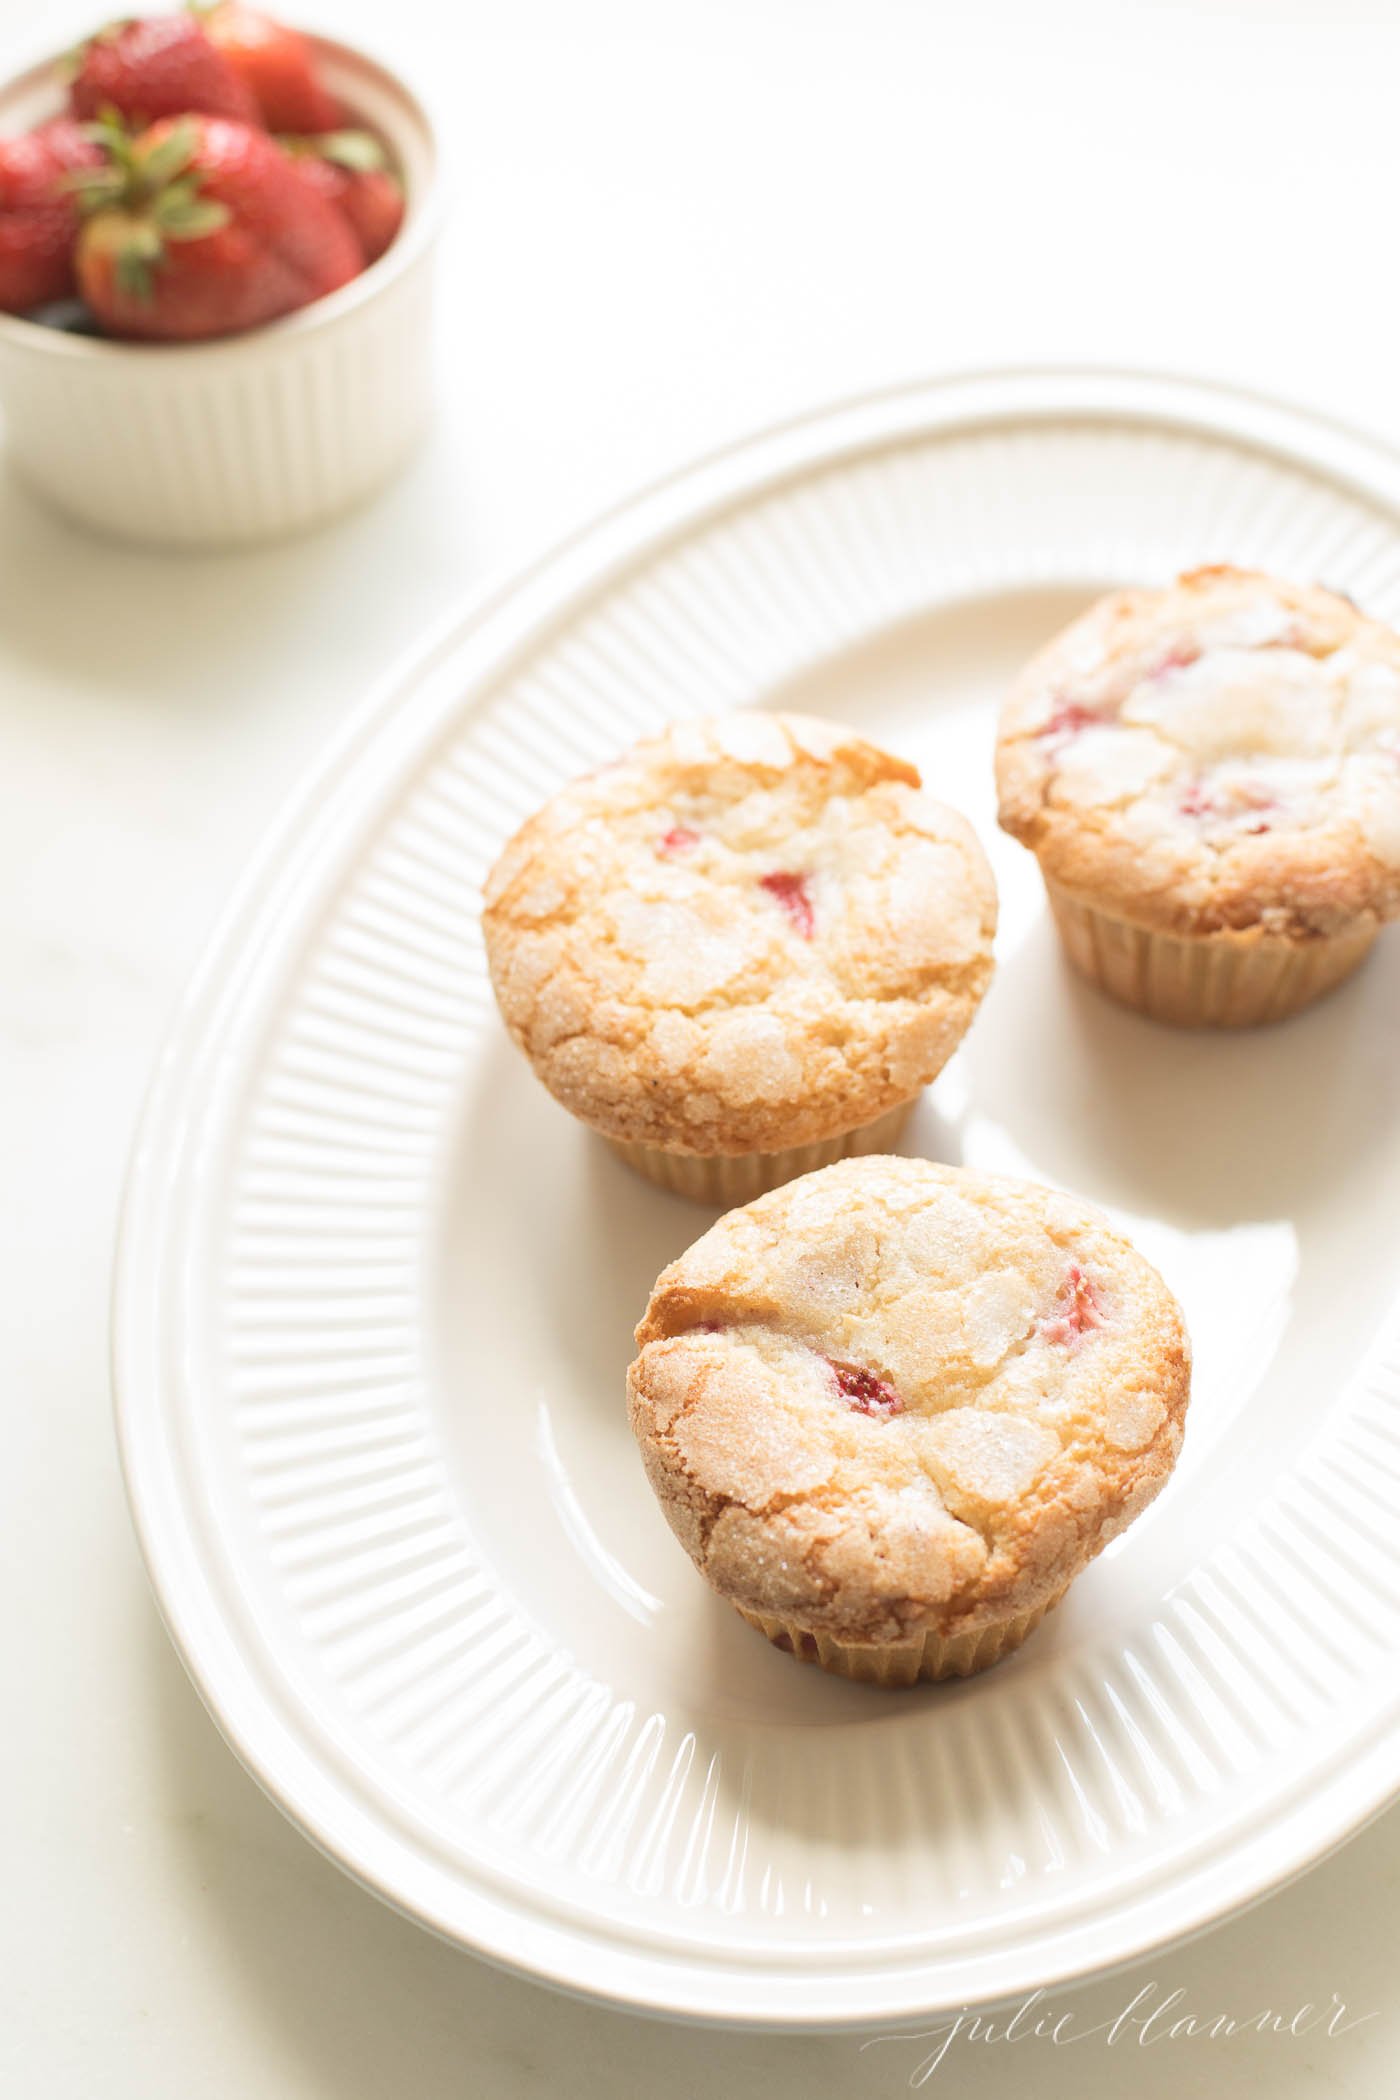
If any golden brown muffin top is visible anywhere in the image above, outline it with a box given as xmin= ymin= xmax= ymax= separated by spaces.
xmin=996 ymin=566 xmax=1400 ymax=940
xmin=484 ymin=713 xmax=996 ymax=1155
xmin=628 ymin=1155 xmax=1190 ymax=1646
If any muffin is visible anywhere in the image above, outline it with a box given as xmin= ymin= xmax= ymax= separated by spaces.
xmin=482 ymin=712 xmax=997 ymax=1202
xmin=628 ymin=1155 xmax=1190 ymax=1684
xmin=995 ymin=565 xmax=1400 ymax=1026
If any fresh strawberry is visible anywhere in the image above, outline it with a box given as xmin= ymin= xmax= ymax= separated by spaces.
xmin=202 ymin=3 xmax=343 ymax=132
xmin=74 ymin=114 xmax=360 ymax=341
xmin=0 ymin=119 xmax=105 ymax=313
xmin=283 ymin=130 xmax=403 ymax=264
xmin=69 ymin=14 xmax=260 ymax=127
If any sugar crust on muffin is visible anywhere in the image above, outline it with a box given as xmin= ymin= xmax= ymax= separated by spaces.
xmin=627 ymin=1156 xmax=1190 ymax=1648
xmin=995 ymin=566 xmax=1400 ymax=941
xmin=483 ymin=712 xmax=997 ymax=1157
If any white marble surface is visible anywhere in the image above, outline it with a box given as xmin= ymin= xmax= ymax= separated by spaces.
xmin=3 ymin=0 xmax=1398 ymax=2091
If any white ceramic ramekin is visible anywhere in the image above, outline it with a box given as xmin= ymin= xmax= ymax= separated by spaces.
xmin=0 ymin=33 xmax=440 ymax=548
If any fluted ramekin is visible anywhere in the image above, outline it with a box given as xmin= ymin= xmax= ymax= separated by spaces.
xmin=0 ymin=32 xmax=440 ymax=548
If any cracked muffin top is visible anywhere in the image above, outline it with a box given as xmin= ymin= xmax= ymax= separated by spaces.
xmin=482 ymin=712 xmax=997 ymax=1156
xmin=995 ymin=566 xmax=1400 ymax=940
xmin=628 ymin=1155 xmax=1190 ymax=1646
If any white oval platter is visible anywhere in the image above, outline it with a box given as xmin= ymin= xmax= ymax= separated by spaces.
xmin=114 ymin=369 xmax=1400 ymax=2028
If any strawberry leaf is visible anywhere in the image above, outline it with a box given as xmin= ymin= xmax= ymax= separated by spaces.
xmin=65 ymin=164 xmax=126 ymax=212
xmin=137 ymin=120 xmax=199 ymax=190
xmin=115 ymin=252 xmax=152 ymax=301
xmin=112 ymin=220 xmax=163 ymax=303
xmin=82 ymin=108 xmax=137 ymax=167
xmin=150 ymin=175 xmax=203 ymax=221
xmin=309 ymin=129 xmax=389 ymax=175
xmin=157 ymin=195 xmax=230 ymax=241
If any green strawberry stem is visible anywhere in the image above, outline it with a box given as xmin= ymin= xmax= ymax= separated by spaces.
xmin=73 ymin=115 xmax=232 ymax=304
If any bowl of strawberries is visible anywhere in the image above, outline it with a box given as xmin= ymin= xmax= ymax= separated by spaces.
xmin=0 ymin=5 xmax=439 ymax=545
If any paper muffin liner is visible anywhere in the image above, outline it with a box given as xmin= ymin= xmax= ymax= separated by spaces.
xmin=735 ymin=1586 xmax=1069 ymax=1686
xmin=1043 ymin=880 xmax=1377 ymax=1029
xmin=604 ymin=1099 xmax=914 ymax=1205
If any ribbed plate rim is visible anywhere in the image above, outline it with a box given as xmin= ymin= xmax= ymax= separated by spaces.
xmin=113 ymin=364 xmax=1400 ymax=2029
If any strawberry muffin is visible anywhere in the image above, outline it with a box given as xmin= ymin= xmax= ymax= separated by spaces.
xmin=996 ymin=566 xmax=1400 ymax=1026
xmin=482 ymin=713 xmax=997 ymax=1202
xmin=628 ymin=1155 xmax=1190 ymax=1684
